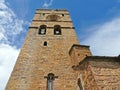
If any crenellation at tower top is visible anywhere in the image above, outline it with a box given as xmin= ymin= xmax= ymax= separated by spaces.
xmin=36 ymin=9 xmax=68 ymax=12
xmin=33 ymin=9 xmax=71 ymax=22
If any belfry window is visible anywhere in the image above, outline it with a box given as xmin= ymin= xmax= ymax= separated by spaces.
xmin=54 ymin=25 xmax=61 ymax=35
xmin=39 ymin=25 xmax=46 ymax=35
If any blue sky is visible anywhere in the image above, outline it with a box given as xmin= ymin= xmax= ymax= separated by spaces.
xmin=0 ymin=0 xmax=120 ymax=89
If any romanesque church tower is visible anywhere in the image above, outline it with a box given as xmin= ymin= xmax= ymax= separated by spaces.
xmin=6 ymin=9 xmax=120 ymax=90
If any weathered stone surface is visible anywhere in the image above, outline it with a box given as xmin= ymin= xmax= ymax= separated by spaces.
xmin=6 ymin=9 xmax=79 ymax=90
xmin=6 ymin=9 xmax=120 ymax=90
xmin=69 ymin=44 xmax=92 ymax=66
xmin=73 ymin=56 xmax=120 ymax=90
xmin=90 ymin=57 xmax=120 ymax=90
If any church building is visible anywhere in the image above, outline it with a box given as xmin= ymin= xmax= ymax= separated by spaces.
xmin=6 ymin=9 xmax=120 ymax=90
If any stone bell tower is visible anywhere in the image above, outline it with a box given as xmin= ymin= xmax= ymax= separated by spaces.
xmin=5 ymin=9 xmax=92 ymax=90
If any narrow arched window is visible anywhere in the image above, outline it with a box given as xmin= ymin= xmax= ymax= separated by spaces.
xmin=77 ymin=78 xmax=83 ymax=90
xmin=62 ymin=14 xmax=64 ymax=17
xmin=44 ymin=41 xmax=47 ymax=46
xmin=54 ymin=25 xmax=61 ymax=35
xmin=44 ymin=73 xmax=58 ymax=90
xmin=39 ymin=25 xmax=46 ymax=35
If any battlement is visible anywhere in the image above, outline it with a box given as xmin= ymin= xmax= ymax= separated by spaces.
xmin=36 ymin=9 xmax=68 ymax=11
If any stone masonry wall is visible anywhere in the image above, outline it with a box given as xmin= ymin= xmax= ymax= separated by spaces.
xmin=90 ymin=58 xmax=120 ymax=90
xmin=73 ymin=61 xmax=99 ymax=90
xmin=6 ymin=9 xmax=80 ymax=90
xmin=69 ymin=45 xmax=92 ymax=66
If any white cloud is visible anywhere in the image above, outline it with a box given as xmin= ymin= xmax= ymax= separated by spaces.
xmin=81 ymin=17 xmax=120 ymax=56
xmin=43 ymin=0 xmax=53 ymax=8
xmin=0 ymin=44 xmax=19 ymax=90
xmin=0 ymin=0 xmax=27 ymax=89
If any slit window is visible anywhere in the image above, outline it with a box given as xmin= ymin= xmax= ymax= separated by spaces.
xmin=77 ymin=78 xmax=83 ymax=90
xmin=43 ymin=13 xmax=45 ymax=16
xmin=54 ymin=25 xmax=61 ymax=35
xmin=44 ymin=41 xmax=47 ymax=46
xmin=39 ymin=25 xmax=46 ymax=35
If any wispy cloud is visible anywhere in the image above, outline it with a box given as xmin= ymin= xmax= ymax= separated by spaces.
xmin=0 ymin=0 xmax=28 ymax=45
xmin=117 ymin=0 xmax=120 ymax=3
xmin=42 ymin=0 xmax=53 ymax=8
xmin=0 ymin=0 xmax=28 ymax=89
xmin=81 ymin=16 xmax=120 ymax=56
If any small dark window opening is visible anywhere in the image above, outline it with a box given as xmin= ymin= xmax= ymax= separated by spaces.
xmin=62 ymin=14 xmax=64 ymax=17
xmin=54 ymin=25 xmax=61 ymax=35
xmin=77 ymin=78 xmax=83 ymax=90
xmin=39 ymin=25 xmax=46 ymax=35
xmin=43 ymin=13 xmax=45 ymax=16
xmin=44 ymin=41 xmax=47 ymax=46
